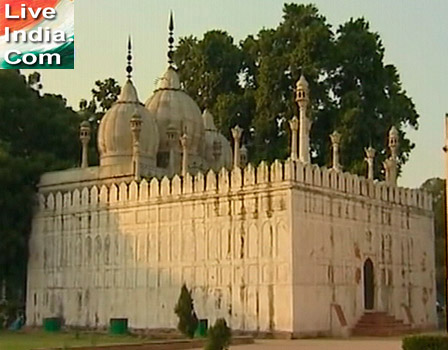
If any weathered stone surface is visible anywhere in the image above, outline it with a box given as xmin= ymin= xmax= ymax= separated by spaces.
xmin=26 ymin=163 xmax=436 ymax=336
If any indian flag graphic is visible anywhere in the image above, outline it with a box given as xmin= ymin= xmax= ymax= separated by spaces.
xmin=0 ymin=0 xmax=74 ymax=69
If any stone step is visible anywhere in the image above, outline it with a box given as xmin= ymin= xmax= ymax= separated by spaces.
xmin=356 ymin=320 xmax=403 ymax=327
xmin=351 ymin=312 xmax=412 ymax=337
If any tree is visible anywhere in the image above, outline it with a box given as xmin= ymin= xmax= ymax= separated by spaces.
xmin=205 ymin=318 xmax=231 ymax=350
xmin=174 ymin=31 xmax=245 ymax=111
xmin=174 ymin=3 xmax=419 ymax=176
xmin=174 ymin=284 xmax=199 ymax=338
xmin=331 ymin=18 xmax=418 ymax=177
xmin=0 ymin=70 xmax=80 ymax=305
xmin=420 ymin=178 xmax=446 ymax=303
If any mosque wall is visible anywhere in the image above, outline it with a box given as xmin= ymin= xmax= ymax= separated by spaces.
xmin=289 ymin=163 xmax=437 ymax=336
xmin=26 ymin=162 xmax=294 ymax=332
xmin=26 ymin=160 xmax=436 ymax=335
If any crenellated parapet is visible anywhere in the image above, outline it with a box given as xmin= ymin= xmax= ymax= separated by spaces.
xmin=37 ymin=159 xmax=432 ymax=213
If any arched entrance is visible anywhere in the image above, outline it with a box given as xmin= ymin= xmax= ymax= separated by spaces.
xmin=363 ymin=258 xmax=374 ymax=310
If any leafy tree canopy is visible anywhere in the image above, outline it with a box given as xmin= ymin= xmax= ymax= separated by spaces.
xmin=174 ymin=3 xmax=419 ymax=177
xmin=0 ymin=70 xmax=80 ymax=302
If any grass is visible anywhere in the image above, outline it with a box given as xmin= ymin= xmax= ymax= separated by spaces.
xmin=0 ymin=330 xmax=142 ymax=350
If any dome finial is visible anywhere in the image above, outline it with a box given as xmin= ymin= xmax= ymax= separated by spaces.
xmin=126 ymin=36 xmax=133 ymax=80
xmin=168 ymin=11 xmax=175 ymax=66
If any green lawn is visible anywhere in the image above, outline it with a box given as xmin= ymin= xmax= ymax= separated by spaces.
xmin=0 ymin=330 xmax=142 ymax=350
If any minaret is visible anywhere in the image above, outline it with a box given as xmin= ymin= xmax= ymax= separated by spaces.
xmin=364 ymin=146 xmax=376 ymax=180
xmin=296 ymin=75 xmax=311 ymax=163
xmin=330 ymin=131 xmax=342 ymax=172
xmin=130 ymin=114 xmax=142 ymax=181
xmin=289 ymin=116 xmax=299 ymax=161
xmin=79 ymin=120 xmax=91 ymax=168
xmin=231 ymin=125 xmax=243 ymax=168
xmin=180 ymin=133 xmax=189 ymax=177
xmin=389 ymin=126 xmax=399 ymax=159
xmin=388 ymin=126 xmax=399 ymax=185
xmin=383 ymin=126 xmax=399 ymax=185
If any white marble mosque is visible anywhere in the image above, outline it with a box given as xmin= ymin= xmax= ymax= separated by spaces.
xmin=25 ymin=16 xmax=437 ymax=337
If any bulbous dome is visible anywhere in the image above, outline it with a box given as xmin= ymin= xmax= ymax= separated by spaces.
xmin=202 ymin=110 xmax=232 ymax=170
xmin=98 ymin=79 xmax=159 ymax=169
xmin=145 ymin=67 xmax=205 ymax=160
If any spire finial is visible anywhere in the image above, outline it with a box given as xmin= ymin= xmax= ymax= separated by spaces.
xmin=168 ymin=11 xmax=175 ymax=66
xmin=126 ymin=36 xmax=133 ymax=79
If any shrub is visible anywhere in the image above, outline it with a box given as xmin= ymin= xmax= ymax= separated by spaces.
xmin=174 ymin=284 xmax=198 ymax=338
xmin=205 ymin=318 xmax=231 ymax=350
xmin=402 ymin=334 xmax=448 ymax=350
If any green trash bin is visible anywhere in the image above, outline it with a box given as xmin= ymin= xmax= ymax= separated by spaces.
xmin=195 ymin=319 xmax=208 ymax=338
xmin=109 ymin=318 xmax=128 ymax=335
xmin=43 ymin=317 xmax=62 ymax=332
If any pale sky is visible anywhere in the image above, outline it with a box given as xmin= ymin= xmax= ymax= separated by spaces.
xmin=25 ymin=0 xmax=448 ymax=189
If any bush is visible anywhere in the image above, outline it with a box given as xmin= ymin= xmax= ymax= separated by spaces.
xmin=402 ymin=334 xmax=448 ymax=350
xmin=205 ymin=318 xmax=231 ymax=350
xmin=174 ymin=284 xmax=198 ymax=338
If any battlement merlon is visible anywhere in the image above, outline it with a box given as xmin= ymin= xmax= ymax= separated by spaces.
xmin=36 ymin=159 xmax=433 ymax=213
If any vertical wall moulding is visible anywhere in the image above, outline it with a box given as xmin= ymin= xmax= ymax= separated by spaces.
xmin=63 ymin=191 xmax=70 ymax=209
xmin=231 ymin=167 xmax=243 ymax=190
xmin=119 ymin=182 xmax=128 ymax=202
xmin=353 ymin=176 xmax=360 ymax=196
xmin=160 ymin=176 xmax=171 ymax=197
xmin=375 ymin=183 xmax=382 ymax=202
xmin=312 ymin=165 xmax=321 ymax=186
xmin=72 ymin=189 xmax=80 ymax=208
xmin=295 ymin=161 xmax=304 ymax=183
xmin=257 ymin=161 xmax=269 ymax=184
xmin=47 ymin=192 xmax=55 ymax=210
xmin=322 ymin=168 xmax=330 ymax=188
xmin=206 ymin=170 xmax=218 ymax=192
xmin=194 ymin=172 xmax=205 ymax=193
xmin=109 ymin=184 xmax=118 ymax=203
xmin=81 ymin=187 xmax=89 ymax=206
xmin=271 ymin=160 xmax=284 ymax=183
xmin=284 ymin=159 xmax=295 ymax=181
xmin=381 ymin=185 xmax=388 ymax=202
xmin=172 ymin=175 xmax=182 ymax=195
xmin=329 ymin=170 xmax=338 ymax=189
xmin=338 ymin=172 xmax=345 ymax=192
xmin=55 ymin=192 xmax=63 ymax=212
xmin=360 ymin=178 xmax=367 ymax=197
xmin=150 ymin=177 xmax=160 ymax=198
xmin=218 ymin=168 xmax=229 ymax=193
xmin=90 ymin=186 xmax=99 ymax=207
xmin=344 ymin=173 xmax=352 ymax=193
xmin=38 ymin=194 xmax=46 ymax=210
xmin=99 ymin=185 xmax=108 ymax=204
xmin=139 ymin=179 xmax=149 ymax=201
xmin=244 ymin=163 xmax=256 ymax=186
xmin=183 ymin=173 xmax=193 ymax=194
xmin=304 ymin=163 xmax=313 ymax=185
xmin=129 ymin=181 xmax=138 ymax=201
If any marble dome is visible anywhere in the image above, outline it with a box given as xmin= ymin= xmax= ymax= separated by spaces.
xmin=97 ymin=79 xmax=159 ymax=169
xmin=202 ymin=109 xmax=232 ymax=170
xmin=145 ymin=67 xmax=205 ymax=161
